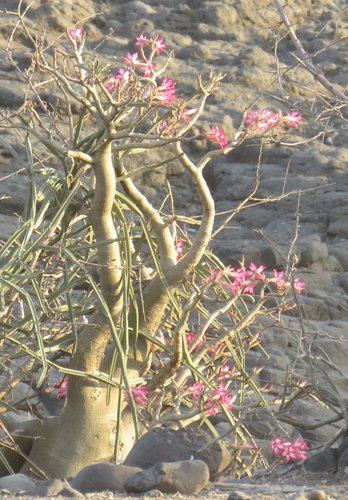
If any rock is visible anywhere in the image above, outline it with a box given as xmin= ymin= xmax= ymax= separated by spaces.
xmin=304 ymin=447 xmax=338 ymax=473
xmin=71 ymin=463 xmax=143 ymax=493
xmin=337 ymin=272 xmax=348 ymax=294
xmin=123 ymin=427 xmax=231 ymax=480
xmin=124 ymin=460 xmax=209 ymax=495
xmin=0 ymin=473 xmax=36 ymax=494
xmin=287 ymin=492 xmax=308 ymax=500
xmin=57 ymin=486 xmax=84 ymax=498
xmin=331 ymin=247 xmax=348 ymax=271
xmin=34 ymin=478 xmax=73 ymax=497
xmin=307 ymin=490 xmax=328 ymax=500
xmin=296 ymin=237 xmax=328 ymax=267
xmin=227 ymin=491 xmax=252 ymax=500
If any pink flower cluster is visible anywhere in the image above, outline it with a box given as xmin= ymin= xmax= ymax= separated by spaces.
xmin=120 ymin=33 xmax=166 ymax=80
xmin=54 ymin=379 xmax=68 ymax=398
xmin=135 ymin=32 xmax=167 ymax=55
xmin=124 ymin=386 xmax=148 ymax=406
xmin=104 ymin=69 xmax=130 ymax=94
xmin=187 ymin=381 xmax=233 ymax=416
xmin=205 ymin=125 xmax=229 ymax=149
xmin=271 ymin=437 xmax=308 ymax=463
xmin=154 ymin=77 xmax=177 ymax=106
xmin=245 ymin=109 xmax=303 ymax=133
xmin=205 ymin=382 xmax=233 ymax=415
xmin=186 ymin=332 xmax=204 ymax=349
xmin=212 ymin=262 xmax=305 ymax=296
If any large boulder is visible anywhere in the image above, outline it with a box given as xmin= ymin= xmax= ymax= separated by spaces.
xmin=124 ymin=426 xmax=231 ymax=480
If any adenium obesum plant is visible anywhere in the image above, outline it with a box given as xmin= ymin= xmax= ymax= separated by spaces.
xmin=0 ymin=14 xmax=306 ymax=480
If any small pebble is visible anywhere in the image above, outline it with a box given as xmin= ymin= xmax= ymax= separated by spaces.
xmin=227 ymin=491 xmax=252 ymax=500
xmin=145 ymin=490 xmax=164 ymax=497
xmin=307 ymin=490 xmax=328 ymax=500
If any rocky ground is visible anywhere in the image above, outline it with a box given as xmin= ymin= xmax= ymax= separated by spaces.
xmin=1 ymin=0 xmax=348 ymax=498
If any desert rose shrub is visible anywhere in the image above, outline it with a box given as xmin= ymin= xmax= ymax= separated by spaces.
xmin=0 ymin=6 xmax=307 ymax=479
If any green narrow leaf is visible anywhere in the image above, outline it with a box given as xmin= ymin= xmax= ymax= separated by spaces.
xmin=0 ymin=277 xmax=47 ymax=387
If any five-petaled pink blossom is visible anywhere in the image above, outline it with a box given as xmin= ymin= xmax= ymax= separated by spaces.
xmin=269 ymin=269 xmax=287 ymax=290
xmin=124 ymin=386 xmax=149 ymax=406
xmin=187 ymin=381 xmax=204 ymax=400
xmin=249 ymin=262 xmax=266 ymax=280
xmin=293 ymin=278 xmax=305 ymax=294
xmin=205 ymin=126 xmax=229 ymax=149
xmin=116 ymin=68 xmax=130 ymax=84
xmin=54 ymin=379 xmax=68 ymax=398
xmin=154 ymin=77 xmax=177 ymax=106
xmin=175 ymin=240 xmax=184 ymax=259
xmin=69 ymin=27 xmax=84 ymax=44
xmin=151 ymin=36 xmax=166 ymax=55
xmin=140 ymin=59 xmax=155 ymax=77
xmin=135 ymin=32 xmax=150 ymax=49
xmin=284 ymin=111 xmax=303 ymax=128
xmin=123 ymin=52 xmax=140 ymax=68
xmin=179 ymin=108 xmax=197 ymax=122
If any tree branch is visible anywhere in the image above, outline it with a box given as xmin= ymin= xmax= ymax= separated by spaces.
xmin=274 ymin=0 xmax=348 ymax=101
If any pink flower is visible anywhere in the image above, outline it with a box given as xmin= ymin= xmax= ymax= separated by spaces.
xmin=69 ymin=27 xmax=84 ymax=44
xmin=244 ymin=110 xmax=259 ymax=127
xmin=116 ymin=68 xmax=130 ymax=84
xmin=249 ymin=263 xmax=266 ymax=280
xmin=186 ymin=332 xmax=204 ymax=349
xmin=179 ymin=108 xmax=197 ymax=122
xmin=293 ymin=278 xmax=305 ymax=294
xmin=124 ymin=386 xmax=149 ymax=406
xmin=54 ymin=379 xmax=68 ymax=398
xmin=187 ymin=382 xmax=204 ymax=400
xmin=175 ymin=240 xmax=184 ymax=259
xmin=135 ymin=32 xmax=149 ymax=49
xmin=284 ymin=111 xmax=303 ymax=128
xmin=104 ymin=75 xmax=119 ymax=93
xmin=205 ymin=125 xmax=229 ymax=149
xmin=292 ymin=438 xmax=308 ymax=460
xmin=123 ymin=52 xmax=140 ymax=68
xmin=154 ymin=77 xmax=177 ymax=106
xmin=205 ymin=383 xmax=233 ymax=414
xmin=151 ymin=36 xmax=166 ymax=55
xmin=269 ymin=269 xmax=286 ymax=290
xmin=270 ymin=437 xmax=284 ymax=457
xmin=139 ymin=59 xmax=155 ymax=77
xmin=224 ymin=265 xmax=252 ymax=280
xmin=208 ymin=342 xmax=226 ymax=355
xmin=51 ymin=243 xmax=57 ymax=259
xmin=281 ymin=443 xmax=298 ymax=463
xmin=219 ymin=365 xmax=231 ymax=379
